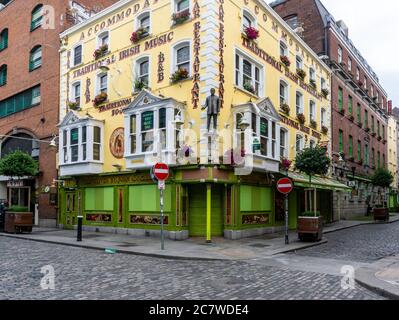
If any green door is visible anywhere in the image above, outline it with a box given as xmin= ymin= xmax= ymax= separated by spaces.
xmin=188 ymin=185 xmax=224 ymax=237
xmin=62 ymin=191 xmax=78 ymax=229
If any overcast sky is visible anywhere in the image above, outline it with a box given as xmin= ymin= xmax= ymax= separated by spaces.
xmin=270 ymin=0 xmax=399 ymax=105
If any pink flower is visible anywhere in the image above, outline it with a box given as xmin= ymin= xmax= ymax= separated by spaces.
xmin=245 ymin=26 xmax=259 ymax=40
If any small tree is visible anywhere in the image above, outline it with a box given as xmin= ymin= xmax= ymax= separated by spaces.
xmin=371 ymin=168 xmax=393 ymax=208
xmin=294 ymin=146 xmax=331 ymax=216
xmin=0 ymin=150 xmax=39 ymax=178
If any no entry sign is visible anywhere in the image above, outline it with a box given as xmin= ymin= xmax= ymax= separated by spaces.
xmin=153 ymin=163 xmax=169 ymax=181
xmin=277 ymin=178 xmax=293 ymax=194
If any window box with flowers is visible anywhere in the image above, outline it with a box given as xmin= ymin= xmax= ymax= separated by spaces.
xmin=321 ymin=88 xmax=329 ymax=98
xmin=280 ymin=158 xmax=292 ymax=172
xmin=134 ymin=79 xmax=148 ymax=92
xmin=172 ymin=9 xmax=190 ymax=25
xmin=310 ymin=120 xmax=317 ymax=130
xmin=68 ymin=101 xmax=80 ymax=111
xmin=243 ymin=82 xmax=256 ymax=95
xmin=321 ymin=125 xmax=328 ymax=135
xmin=93 ymin=44 xmax=109 ymax=60
xmin=297 ymin=113 xmax=306 ymax=124
xmin=281 ymin=103 xmax=290 ymax=116
xmin=243 ymin=26 xmax=259 ymax=40
xmin=93 ymin=92 xmax=108 ymax=107
xmin=280 ymin=55 xmax=291 ymax=68
xmin=309 ymin=79 xmax=317 ymax=89
xmin=296 ymin=68 xmax=306 ymax=80
xmin=130 ymin=28 xmax=149 ymax=43
xmin=170 ymin=68 xmax=189 ymax=84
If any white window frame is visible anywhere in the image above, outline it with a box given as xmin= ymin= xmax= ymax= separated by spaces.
xmin=348 ymin=57 xmax=352 ymax=72
xmin=72 ymin=43 xmax=83 ymax=67
xmin=321 ymin=108 xmax=326 ymax=127
xmin=309 ymin=67 xmax=316 ymax=81
xmin=295 ymin=91 xmax=304 ymax=115
xmin=174 ymin=0 xmax=191 ymax=14
xmin=280 ymin=128 xmax=288 ymax=158
xmin=356 ymin=67 xmax=360 ymax=81
xmin=338 ymin=46 xmax=343 ymax=64
xmin=32 ymin=86 xmax=41 ymax=104
xmin=134 ymin=55 xmax=150 ymax=92
xmin=309 ymin=100 xmax=316 ymax=121
xmin=136 ymin=10 xmax=151 ymax=35
xmin=71 ymin=81 xmax=81 ymax=105
xmin=321 ymin=77 xmax=326 ymax=90
xmin=171 ymin=40 xmax=191 ymax=75
xmin=296 ymin=55 xmax=303 ymax=69
xmin=280 ymin=40 xmax=288 ymax=57
xmin=279 ymin=80 xmax=289 ymax=106
xmin=97 ymin=30 xmax=110 ymax=49
xmin=242 ymin=9 xmax=257 ymax=31
xmin=235 ymin=49 xmax=264 ymax=97
xmin=296 ymin=134 xmax=304 ymax=155
xmin=96 ymin=72 xmax=108 ymax=95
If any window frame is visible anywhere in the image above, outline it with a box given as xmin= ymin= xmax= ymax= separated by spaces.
xmin=0 ymin=64 xmax=7 ymax=87
xmin=295 ymin=91 xmax=304 ymax=115
xmin=242 ymin=9 xmax=257 ymax=31
xmin=0 ymin=28 xmax=8 ymax=51
xmin=29 ymin=45 xmax=42 ymax=71
xmin=73 ymin=44 xmax=83 ymax=67
xmin=134 ymin=55 xmax=150 ymax=92
xmin=71 ymin=81 xmax=81 ymax=106
xmin=172 ymin=40 xmax=192 ymax=76
xmin=235 ymin=49 xmax=264 ymax=97
xmin=279 ymin=80 xmax=289 ymax=107
xmin=31 ymin=4 xmax=44 ymax=32
xmin=136 ymin=11 xmax=151 ymax=35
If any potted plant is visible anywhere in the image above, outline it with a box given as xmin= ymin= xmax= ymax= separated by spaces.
xmin=321 ymin=88 xmax=329 ymax=98
xmin=295 ymin=146 xmax=331 ymax=242
xmin=243 ymin=82 xmax=256 ymax=94
xmin=281 ymin=103 xmax=290 ymax=115
xmin=93 ymin=92 xmax=108 ymax=107
xmin=321 ymin=125 xmax=328 ymax=135
xmin=0 ymin=151 xmax=38 ymax=234
xmin=170 ymin=68 xmax=189 ymax=83
xmin=371 ymin=168 xmax=393 ymax=221
xmin=134 ymin=79 xmax=148 ymax=92
xmin=130 ymin=27 xmax=149 ymax=43
xmin=244 ymin=26 xmax=259 ymax=40
xmin=172 ymin=9 xmax=190 ymax=25
xmin=310 ymin=119 xmax=317 ymax=130
xmin=297 ymin=113 xmax=306 ymax=124
xmin=93 ymin=44 xmax=109 ymax=60
xmin=296 ymin=68 xmax=306 ymax=80
xmin=280 ymin=55 xmax=291 ymax=67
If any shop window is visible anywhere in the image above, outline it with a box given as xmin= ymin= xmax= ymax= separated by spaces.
xmin=235 ymin=51 xmax=263 ymax=97
xmin=0 ymin=28 xmax=8 ymax=51
xmin=130 ymin=115 xmax=137 ymax=154
xmin=73 ymin=45 xmax=82 ymax=66
xmin=260 ymin=117 xmax=268 ymax=156
xmin=29 ymin=45 xmax=42 ymax=71
xmin=0 ymin=64 xmax=6 ymax=87
xmin=31 ymin=4 xmax=43 ymax=31
xmin=9 ymin=188 xmax=30 ymax=208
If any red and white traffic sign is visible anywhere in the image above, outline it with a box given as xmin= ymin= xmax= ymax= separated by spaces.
xmin=277 ymin=178 xmax=293 ymax=194
xmin=153 ymin=163 xmax=169 ymax=181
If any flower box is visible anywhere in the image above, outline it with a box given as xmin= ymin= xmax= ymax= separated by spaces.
xmin=281 ymin=103 xmax=290 ymax=115
xmin=244 ymin=26 xmax=259 ymax=40
xmin=4 ymin=211 xmax=33 ymax=234
xmin=68 ymin=101 xmax=80 ymax=111
xmin=93 ymin=44 xmax=109 ymax=60
xmin=280 ymin=55 xmax=291 ymax=67
xmin=310 ymin=120 xmax=317 ymax=130
xmin=321 ymin=88 xmax=329 ymax=98
xmin=298 ymin=215 xmax=323 ymax=242
xmin=373 ymin=207 xmax=389 ymax=222
xmin=134 ymin=79 xmax=148 ymax=92
xmin=130 ymin=28 xmax=149 ymax=43
xmin=170 ymin=68 xmax=189 ymax=83
xmin=172 ymin=9 xmax=190 ymax=25
xmin=296 ymin=68 xmax=306 ymax=80
xmin=280 ymin=158 xmax=292 ymax=171
xmin=93 ymin=92 xmax=108 ymax=107
xmin=321 ymin=125 xmax=328 ymax=135
xmin=296 ymin=113 xmax=306 ymax=124
xmin=243 ymin=82 xmax=256 ymax=95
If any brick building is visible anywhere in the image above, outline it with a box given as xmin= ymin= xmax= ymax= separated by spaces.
xmin=0 ymin=0 xmax=117 ymax=226
xmin=271 ymin=0 xmax=389 ymax=219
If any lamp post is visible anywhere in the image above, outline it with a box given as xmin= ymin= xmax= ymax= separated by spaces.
xmin=281 ymin=158 xmax=292 ymax=245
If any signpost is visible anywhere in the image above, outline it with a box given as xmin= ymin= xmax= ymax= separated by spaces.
xmin=153 ymin=162 xmax=169 ymax=250
xmin=277 ymin=177 xmax=293 ymax=245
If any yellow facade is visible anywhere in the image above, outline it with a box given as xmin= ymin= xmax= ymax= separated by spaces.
xmin=59 ymin=0 xmax=331 ymax=175
xmin=388 ymin=116 xmax=398 ymax=190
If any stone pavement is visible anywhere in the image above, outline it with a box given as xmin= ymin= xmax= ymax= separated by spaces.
xmin=1 ymin=214 xmax=398 ymax=261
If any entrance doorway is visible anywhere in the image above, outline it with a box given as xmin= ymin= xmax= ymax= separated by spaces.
xmin=188 ymin=184 xmax=224 ymax=237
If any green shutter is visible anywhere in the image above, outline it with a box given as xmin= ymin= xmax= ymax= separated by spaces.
xmin=129 ymin=185 xmax=171 ymax=212
xmin=357 ymin=104 xmax=361 ymax=123
xmin=349 ymin=136 xmax=353 ymax=157
xmin=0 ymin=29 xmax=8 ymax=51
xmin=358 ymin=141 xmax=361 ymax=161
xmin=339 ymin=130 xmax=343 ymax=153
xmin=31 ymin=5 xmax=43 ymax=31
xmin=338 ymin=88 xmax=343 ymax=111
xmin=85 ymin=187 xmax=114 ymax=211
xmin=348 ymin=96 xmax=353 ymax=115
xmin=0 ymin=65 xmax=6 ymax=86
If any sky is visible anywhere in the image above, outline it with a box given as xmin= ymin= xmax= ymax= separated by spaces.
xmin=271 ymin=0 xmax=399 ymax=106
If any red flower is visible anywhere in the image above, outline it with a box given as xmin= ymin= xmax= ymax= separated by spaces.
xmin=280 ymin=55 xmax=291 ymax=67
xmin=245 ymin=26 xmax=259 ymax=40
xmin=281 ymin=158 xmax=292 ymax=171
xmin=130 ymin=32 xmax=139 ymax=43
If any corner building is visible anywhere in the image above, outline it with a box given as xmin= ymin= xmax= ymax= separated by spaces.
xmin=58 ymin=0 xmax=342 ymax=240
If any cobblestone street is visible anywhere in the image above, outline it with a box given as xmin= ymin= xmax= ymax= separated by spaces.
xmin=0 ymin=236 xmax=384 ymax=300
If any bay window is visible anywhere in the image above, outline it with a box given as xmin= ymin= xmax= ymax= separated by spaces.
xmin=70 ymin=128 xmax=79 ymax=163
xmin=235 ymin=51 xmax=263 ymax=97
xmin=141 ymin=110 xmax=155 ymax=152
xmin=130 ymin=115 xmax=137 ymax=154
xmin=260 ymin=118 xmax=268 ymax=156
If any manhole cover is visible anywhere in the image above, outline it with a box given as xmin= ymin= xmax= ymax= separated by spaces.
xmin=250 ymin=243 xmax=270 ymax=248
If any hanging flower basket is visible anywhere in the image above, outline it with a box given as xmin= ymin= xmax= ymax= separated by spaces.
xmin=130 ymin=28 xmax=149 ymax=43
xmin=297 ymin=113 xmax=306 ymax=124
xmin=281 ymin=103 xmax=290 ymax=115
xmin=244 ymin=26 xmax=259 ymax=40
xmin=93 ymin=92 xmax=108 ymax=107
xmin=280 ymin=157 xmax=292 ymax=171
xmin=170 ymin=68 xmax=189 ymax=83
xmin=172 ymin=9 xmax=190 ymax=25
xmin=93 ymin=44 xmax=109 ymax=60
xmin=280 ymin=55 xmax=291 ymax=67
xmin=296 ymin=68 xmax=306 ymax=80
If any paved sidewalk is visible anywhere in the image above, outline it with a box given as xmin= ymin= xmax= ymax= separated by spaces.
xmin=1 ymin=214 xmax=398 ymax=261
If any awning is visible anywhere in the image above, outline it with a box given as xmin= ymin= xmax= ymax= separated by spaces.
xmin=285 ymin=172 xmax=351 ymax=192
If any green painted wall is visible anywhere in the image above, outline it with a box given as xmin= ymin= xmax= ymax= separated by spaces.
xmin=128 ymin=184 xmax=171 ymax=212
xmin=288 ymin=190 xmax=298 ymax=229
xmin=240 ymin=185 xmax=272 ymax=211
xmin=85 ymin=187 xmax=114 ymax=211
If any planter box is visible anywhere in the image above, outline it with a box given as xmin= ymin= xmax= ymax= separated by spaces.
xmin=298 ymin=216 xmax=323 ymax=242
xmin=373 ymin=208 xmax=389 ymax=222
xmin=4 ymin=212 xmax=33 ymax=234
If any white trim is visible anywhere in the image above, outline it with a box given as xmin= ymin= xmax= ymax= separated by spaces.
xmin=279 ymin=78 xmax=290 ymax=107
xmin=71 ymin=42 xmax=84 ymax=67
xmin=70 ymin=80 xmax=82 ymax=104
xmin=241 ymin=8 xmax=258 ymax=31
xmin=97 ymin=30 xmax=110 ymax=49
xmin=172 ymin=0 xmax=192 ymax=15
xmin=170 ymin=39 xmax=192 ymax=76
xmin=295 ymin=133 xmax=305 ymax=155
xmin=95 ymin=70 xmax=109 ymax=95
xmin=135 ymin=9 xmax=151 ymax=34
xmin=295 ymin=90 xmax=304 ymax=115
xmin=279 ymin=39 xmax=288 ymax=58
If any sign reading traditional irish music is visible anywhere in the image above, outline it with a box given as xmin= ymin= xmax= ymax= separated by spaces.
xmin=277 ymin=178 xmax=294 ymax=195
xmin=141 ymin=111 xmax=154 ymax=131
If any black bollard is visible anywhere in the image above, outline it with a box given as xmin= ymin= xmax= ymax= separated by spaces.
xmin=77 ymin=215 xmax=83 ymax=242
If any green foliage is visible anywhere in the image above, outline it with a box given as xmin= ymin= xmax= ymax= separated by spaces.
xmin=301 ymin=211 xmax=321 ymax=217
xmin=294 ymin=146 xmax=331 ymax=178
xmin=8 ymin=206 xmax=29 ymax=212
xmin=371 ymin=168 xmax=394 ymax=188
xmin=0 ymin=150 xmax=38 ymax=178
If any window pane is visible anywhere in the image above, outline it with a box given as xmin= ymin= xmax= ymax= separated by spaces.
xmin=142 ymin=131 xmax=154 ymax=152
xmin=93 ymin=144 xmax=100 ymax=161
xmin=74 ymin=46 xmax=82 ymax=65
xmin=177 ymin=46 xmax=189 ymax=65
xmin=141 ymin=111 xmax=154 ymax=131
xmin=130 ymin=115 xmax=136 ymax=134
xmin=177 ymin=0 xmax=189 ymax=11
xmin=93 ymin=127 xmax=101 ymax=143
xmin=82 ymin=126 xmax=87 ymax=143
xmin=260 ymin=118 xmax=268 ymax=137
xmin=159 ymin=108 xmax=166 ymax=129
xmin=70 ymin=128 xmax=79 ymax=145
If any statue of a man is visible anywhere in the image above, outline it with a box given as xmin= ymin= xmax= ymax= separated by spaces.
xmin=202 ymin=88 xmax=221 ymax=132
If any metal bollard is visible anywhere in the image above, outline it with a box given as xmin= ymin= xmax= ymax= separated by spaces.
xmin=77 ymin=215 xmax=83 ymax=242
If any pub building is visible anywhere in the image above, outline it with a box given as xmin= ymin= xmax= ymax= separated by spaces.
xmin=57 ymin=0 xmax=348 ymax=240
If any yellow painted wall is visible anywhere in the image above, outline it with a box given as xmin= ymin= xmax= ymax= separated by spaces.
xmin=59 ymin=0 xmax=331 ymax=173
xmin=388 ymin=116 xmax=398 ymax=190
